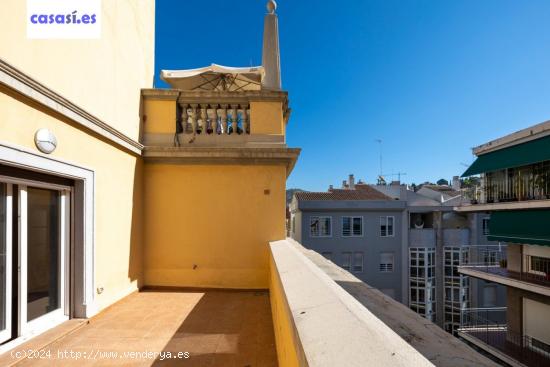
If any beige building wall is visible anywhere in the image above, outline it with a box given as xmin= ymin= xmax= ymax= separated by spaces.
xmin=0 ymin=0 xmax=154 ymax=313
xmin=0 ymin=87 xmax=144 ymax=313
xmin=0 ymin=0 xmax=155 ymax=140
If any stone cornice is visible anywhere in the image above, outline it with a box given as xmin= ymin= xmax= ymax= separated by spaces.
xmin=0 ymin=58 xmax=143 ymax=155
xmin=143 ymin=146 xmax=301 ymax=176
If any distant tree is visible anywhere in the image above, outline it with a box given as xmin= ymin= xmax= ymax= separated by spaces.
xmin=437 ymin=178 xmax=449 ymax=186
xmin=410 ymin=183 xmax=417 ymax=192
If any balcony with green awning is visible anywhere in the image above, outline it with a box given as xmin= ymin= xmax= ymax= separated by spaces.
xmin=488 ymin=210 xmax=550 ymax=246
xmin=462 ymin=134 xmax=550 ymax=177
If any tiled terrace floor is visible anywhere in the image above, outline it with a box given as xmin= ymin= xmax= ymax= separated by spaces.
xmin=13 ymin=290 xmax=277 ymax=366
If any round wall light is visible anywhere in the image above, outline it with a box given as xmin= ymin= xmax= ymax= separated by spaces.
xmin=34 ymin=128 xmax=57 ymax=154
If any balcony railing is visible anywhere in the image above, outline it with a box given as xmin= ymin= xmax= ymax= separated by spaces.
xmin=460 ymin=247 xmax=550 ymax=288
xmin=178 ymin=102 xmax=250 ymax=137
xmin=477 ymin=162 xmax=550 ymax=204
xmin=459 ymin=308 xmax=550 ymax=367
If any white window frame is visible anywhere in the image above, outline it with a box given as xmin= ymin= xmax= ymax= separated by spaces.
xmin=379 ymin=252 xmax=394 ymax=272
xmin=310 ymin=216 xmax=332 ymax=237
xmin=342 ymin=216 xmax=363 ymax=237
xmin=353 ymin=252 xmax=364 ymax=273
xmin=380 ymin=216 xmax=395 ymax=237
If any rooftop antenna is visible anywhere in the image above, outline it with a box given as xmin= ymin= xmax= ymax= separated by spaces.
xmin=381 ymin=172 xmax=408 ymax=182
xmin=375 ymin=139 xmax=382 ymax=177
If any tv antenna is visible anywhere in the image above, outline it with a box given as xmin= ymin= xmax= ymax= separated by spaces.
xmin=375 ymin=139 xmax=382 ymax=176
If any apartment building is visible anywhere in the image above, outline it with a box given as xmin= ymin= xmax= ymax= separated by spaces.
xmin=458 ymin=120 xmax=550 ymax=367
xmin=290 ymin=175 xmax=506 ymax=334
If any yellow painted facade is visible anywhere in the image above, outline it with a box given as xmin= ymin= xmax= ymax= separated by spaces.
xmin=0 ymin=0 xmax=155 ymax=140
xmin=269 ymin=253 xmax=301 ymax=367
xmin=0 ymin=1 xmax=300 ymax=362
xmin=250 ymin=101 xmax=285 ymax=136
xmin=143 ymin=100 xmax=177 ymax=134
xmin=143 ymin=164 xmax=286 ymax=289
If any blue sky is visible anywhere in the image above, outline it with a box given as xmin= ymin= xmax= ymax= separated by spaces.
xmin=155 ymin=0 xmax=550 ymax=191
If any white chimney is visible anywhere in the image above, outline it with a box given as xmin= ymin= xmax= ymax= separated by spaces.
xmin=261 ymin=0 xmax=281 ymax=90
xmin=452 ymin=176 xmax=461 ymax=191
xmin=349 ymin=174 xmax=355 ymax=189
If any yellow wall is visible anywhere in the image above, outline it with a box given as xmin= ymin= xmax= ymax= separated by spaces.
xmin=270 ymin=253 xmax=301 ymax=367
xmin=0 ymin=88 xmax=144 ymax=313
xmin=143 ymin=163 xmax=287 ymax=289
xmin=143 ymin=99 xmax=176 ymax=134
xmin=143 ymin=99 xmax=286 ymax=137
xmin=0 ymin=0 xmax=155 ymax=140
xmin=250 ymin=101 xmax=285 ymax=135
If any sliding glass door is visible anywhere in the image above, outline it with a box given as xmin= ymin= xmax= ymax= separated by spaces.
xmin=0 ymin=179 xmax=70 ymax=344
xmin=19 ymin=185 xmax=69 ymax=335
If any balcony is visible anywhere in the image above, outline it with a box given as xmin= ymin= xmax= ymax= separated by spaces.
xmin=459 ymin=308 xmax=550 ymax=367
xmin=409 ymin=228 xmax=436 ymax=247
xmin=141 ymin=89 xmax=290 ymax=148
xmin=1 ymin=239 xmax=500 ymax=366
xmin=457 ymin=162 xmax=550 ymax=212
xmin=459 ymin=249 xmax=550 ymax=296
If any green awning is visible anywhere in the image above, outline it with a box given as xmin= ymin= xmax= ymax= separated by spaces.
xmin=488 ymin=210 xmax=550 ymax=246
xmin=462 ymin=134 xmax=550 ymax=177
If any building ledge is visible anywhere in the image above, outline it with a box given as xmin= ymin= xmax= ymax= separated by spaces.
xmin=455 ymin=199 xmax=550 ymax=212
xmin=458 ymin=266 xmax=550 ymax=297
xmin=143 ymin=146 xmax=301 ymax=175
xmin=141 ymin=88 xmax=289 ymax=102
xmin=297 ymin=242 xmax=500 ymax=367
xmin=270 ymin=239 xmax=499 ymax=367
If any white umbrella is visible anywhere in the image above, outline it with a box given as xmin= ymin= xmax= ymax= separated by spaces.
xmin=161 ymin=64 xmax=264 ymax=91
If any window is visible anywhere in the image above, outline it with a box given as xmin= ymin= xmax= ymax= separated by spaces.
xmin=528 ymin=255 xmax=550 ymax=276
xmin=481 ymin=249 xmax=498 ymax=265
xmin=310 ymin=216 xmax=331 ymax=237
xmin=379 ymin=252 xmax=394 ymax=272
xmin=342 ymin=216 xmax=363 ymax=237
xmin=321 ymin=252 xmax=332 ymax=260
xmin=409 ymin=248 xmax=436 ymax=320
xmin=482 ymin=218 xmax=490 ymax=235
xmin=341 ymin=252 xmax=352 ymax=271
xmin=353 ymin=252 xmax=363 ymax=272
xmin=380 ymin=216 xmax=395 ymax=237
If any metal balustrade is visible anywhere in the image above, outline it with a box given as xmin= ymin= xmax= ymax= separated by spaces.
xmin=459 ymin=308 xmax=550 ymax=367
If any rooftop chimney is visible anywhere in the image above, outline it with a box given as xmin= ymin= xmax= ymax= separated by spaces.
xmin=349 ymin=174 xmax=355 ymax=189
xmin=342 ymin=180 xmax=348 ymax=189
xmin=262 ymin=0 xmax=281 ymax=90
xmin=328 ymin=185 xmax=334 ymax=191
xmin=452 ymin=176 xmax=461 ymax=191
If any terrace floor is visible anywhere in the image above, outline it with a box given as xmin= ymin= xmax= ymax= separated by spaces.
xmin=7 ymin=290 xmax=277 ymax=366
